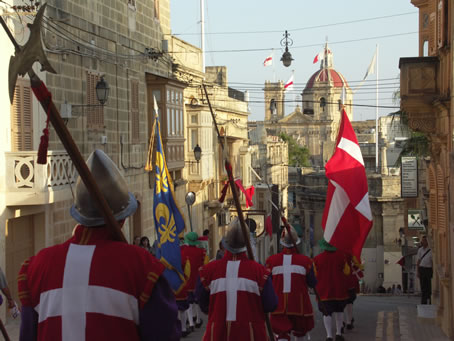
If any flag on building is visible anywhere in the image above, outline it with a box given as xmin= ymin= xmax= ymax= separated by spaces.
xmin=321 ymin=109 xmax=373 ymax=257
xmin=152 ymin=96 xmax=186 ymax=293
xmin=313 ymin=50 xmax=324 ymax=64
xmin=363 ymin=47 xmax=377 ymax=80
xmin=263 ymin=54 xmax=273 ymax=67
xmin=284 ymin=75 xmax=294 ymax=91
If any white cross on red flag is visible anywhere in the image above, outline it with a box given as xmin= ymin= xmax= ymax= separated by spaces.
xmin=322 ymin=109 xmax=373 ymax=258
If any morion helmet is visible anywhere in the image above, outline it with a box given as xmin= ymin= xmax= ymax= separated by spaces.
xmin=280 ymin=226 xmax=301 ymax=248
xmin=222 ymin=218 xmax=248 ymax=254
xmin=70 ymin=149 xmax=138 ymax=226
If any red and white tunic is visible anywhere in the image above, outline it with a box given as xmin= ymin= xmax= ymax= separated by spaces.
xmin=18 ymin=225 xmax=165 ymax=341
xmin=198 ymin=252 xmax=271 ymax=341
xmin=266 ymin=248 xmax=314 ymax=316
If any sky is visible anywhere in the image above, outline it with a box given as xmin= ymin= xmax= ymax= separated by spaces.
xmin=170 ymin=0 xmax=418 ymax=122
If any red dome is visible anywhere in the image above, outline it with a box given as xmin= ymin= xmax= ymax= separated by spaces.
xmin=305 ymin=68 xmax=349 ymax=90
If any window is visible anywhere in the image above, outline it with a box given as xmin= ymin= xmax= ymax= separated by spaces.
xmin=87 ymin=71 xmax=104 ymax=129
xmin=11 ymin=78 xmax=33 ymax=151
xmin=146 ymin=74 xmax=186 ymax=172
xmin=130 ymin=80 xmax=140 ymax=144
xmin=191 ymin=129 xmax=198 ymax=150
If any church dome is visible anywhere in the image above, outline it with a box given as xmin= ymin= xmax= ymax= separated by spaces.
xmin=304 ymin=43 xmax=349 ymax=90
xmin=305 ymin=68 xmax=349 ymax=90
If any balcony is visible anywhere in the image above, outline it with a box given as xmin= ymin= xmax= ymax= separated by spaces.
xmin=5 ymin=151 xmax=77 ymax=206
xmin=399 ymin=56 xmax=441 ymax=134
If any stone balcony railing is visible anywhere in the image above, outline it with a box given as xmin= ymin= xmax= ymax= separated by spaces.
xmin=5 ymin=150 xmax=77 ymax=205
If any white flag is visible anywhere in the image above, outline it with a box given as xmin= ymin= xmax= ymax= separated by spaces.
xmin=284 ymin=75 xmax=294 ymax=91
xmin=363 ymin=48 xmax=377 ymax=80
xmin=263 ymin=54 xmax=273 ymax=67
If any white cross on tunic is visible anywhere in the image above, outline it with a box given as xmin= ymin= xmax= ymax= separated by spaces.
xmin=35 ymin=244 xmax=139 ymax=341
xmin=271 ymin=254 xmax=306 ymax=293
xmin=209 ymin=260 xmax=260 ymax=321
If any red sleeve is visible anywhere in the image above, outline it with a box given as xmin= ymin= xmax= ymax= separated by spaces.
xmin=139 ymin=254 xmax=166 ymax=310
xmin=17 ymin=257 xmax=33 ymax=307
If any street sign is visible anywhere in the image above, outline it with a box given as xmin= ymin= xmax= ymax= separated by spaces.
xmin=408 ymin=209 xmax=425 ymax=230
xmin=401 ymin=156 xmax=418 ymax=198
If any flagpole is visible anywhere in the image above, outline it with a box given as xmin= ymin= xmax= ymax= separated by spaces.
xmin=200 ymin=0 xmax=205 ymax=71
xmin=272 ymin=49 xmax=276 ymax=82
xmin=375 ymin=44 xmax=379 ymax=173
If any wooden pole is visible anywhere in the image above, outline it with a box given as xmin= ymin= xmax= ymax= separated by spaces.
xmin=202 ymin=84 xmax=275 ymax=341
xmin=0 ymin=317 xmax=11 ymax=341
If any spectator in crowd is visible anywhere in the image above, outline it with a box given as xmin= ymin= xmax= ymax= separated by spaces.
xmin=0 ymin=266 xmax=15 ymax=310
xmin=416 ymin=235 xmax=433 ymax=304
xmin=215 ymin=240 xmax=225 ymax=260
xmin=140 ymin=236 xmax=153 ymax=253
xmin=133 ymin=236 xmax=141 ymax=246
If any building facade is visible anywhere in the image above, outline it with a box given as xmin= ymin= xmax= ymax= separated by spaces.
xmin=400 ymin=0 xmax=453 ymax=336
xmin=0 ymin=0 xmax=190 ymax=322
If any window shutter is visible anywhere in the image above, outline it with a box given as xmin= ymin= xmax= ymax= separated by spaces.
xmin=428 ymin=167 xmax=437 ymax=229
xmin=11 ymin=79 xmax=33 ymax=151
xmin=428 ymin=11 xmax=437 ymax=55
xmin=436 ymin=166 xmax=446 ymax=230
xmin=87 ymin=71 xmax=104 ymax=129
xmin=437 ymin=0 xmax=445 ymax=48
xmin=131 ymin=80 xmax=140 ymax=143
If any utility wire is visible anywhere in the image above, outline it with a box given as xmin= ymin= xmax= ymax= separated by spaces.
xmin=172 ymin=11 xmax=417 ymax=36
xmin=167 ymin=32 xmax=417 ymax=54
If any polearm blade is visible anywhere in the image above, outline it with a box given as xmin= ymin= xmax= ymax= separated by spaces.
xmin=1 ymin=5 xmax=126 ymax=242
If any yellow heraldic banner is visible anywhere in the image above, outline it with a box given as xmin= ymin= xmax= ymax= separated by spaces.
xmin=152 ymin=96 xmax=186 ymax=293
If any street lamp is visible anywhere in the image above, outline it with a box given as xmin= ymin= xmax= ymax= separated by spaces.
xmin=193 ymin=144 xmax=202 ymax=162
xmin=280 ymin=30 xmax=294 ymax=67
xmin=95 ymin=76 xmax=110 ymax=105
xmin=185 ymin=191 xmax=196 ymax=232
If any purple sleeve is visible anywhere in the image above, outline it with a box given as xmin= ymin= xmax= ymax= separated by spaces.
xmin=261 ymin=276 xmax=278 ymax=313
xmin=139 ymin=277 xmax=181 ymax=341
xmin=195 ymin=277 xmax=210 ymax=314
xmin=19 ymin=306 xmax=38 ymax=341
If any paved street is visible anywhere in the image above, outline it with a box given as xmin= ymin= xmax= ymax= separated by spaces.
xmin=183 ymin=294 xmax=449 ymax=341
xmin=4 ymin=294 xmax=449 ymax=340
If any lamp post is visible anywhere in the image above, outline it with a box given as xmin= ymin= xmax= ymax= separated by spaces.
xmin=193 ymin=144 xmax=202 ymax=162
xmin=185 ymin=191 xmax=196 ymax=232
xmin=280 ymin=30 xmax=294 ymax=67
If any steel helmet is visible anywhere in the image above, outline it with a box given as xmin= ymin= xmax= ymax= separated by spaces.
xmin=70 ymin=149 xmax=138 ymax=226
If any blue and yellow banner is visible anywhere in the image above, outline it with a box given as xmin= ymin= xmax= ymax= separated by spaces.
xmin=152 ymin=97 xmax=186 ymax=293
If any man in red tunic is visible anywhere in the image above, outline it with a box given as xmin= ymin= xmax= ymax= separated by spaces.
xmin=313 ymin=239 xmax=350 ymax=341
xmin=195 ymin=218 xmax=278 ymax=341
xmin=266 ymin=226 xmax=316 ymax=341
xmin=343 ymin=254 xmax=363 ymax=332
xmin=176 ymin=231 xmax=208 ymax=337
xmin=17 ymin=150 xmax=180 ymax=341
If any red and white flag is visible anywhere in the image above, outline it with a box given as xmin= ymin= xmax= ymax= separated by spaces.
xmin=284 ymin=75 xmax=294 ymax=91
xmin=313 ymin=50 xmax=324 ymax=64
xmin=263 ymin=54 xmax=273 ymax=67
xmin=321 ymin=109 xmax=373 ymax=258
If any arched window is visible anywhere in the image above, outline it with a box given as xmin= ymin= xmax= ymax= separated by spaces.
xmin=320 ymin=97 xmax=326 ymax=110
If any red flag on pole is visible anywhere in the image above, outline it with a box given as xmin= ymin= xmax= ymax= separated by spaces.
xmin=265 ymin=215 xmax=273 ymax=237
xmin=321 ymin=109 xmax=373 ymax=258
